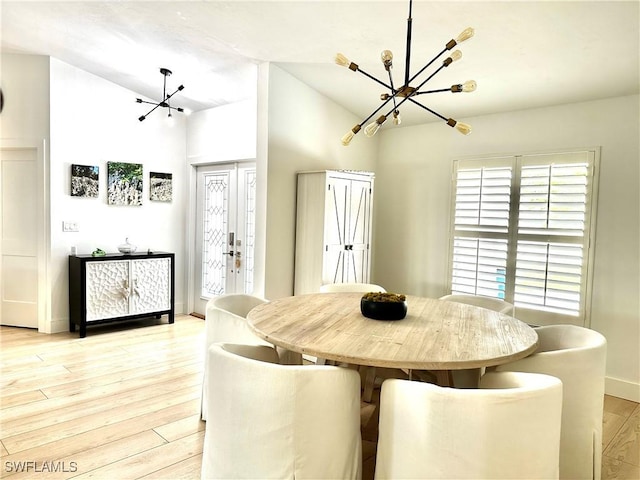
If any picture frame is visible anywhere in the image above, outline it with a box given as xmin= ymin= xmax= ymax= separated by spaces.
xmin=71 ymin=164 xmax=99 ymax=198
xmin=149 ymin=172 xmax=173 ymax=202
xmin=107 ymin=162 xmax=143 ymax=206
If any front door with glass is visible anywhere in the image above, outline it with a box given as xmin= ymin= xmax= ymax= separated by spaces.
xmin=193 ymin=163 xmax=256 ymax=316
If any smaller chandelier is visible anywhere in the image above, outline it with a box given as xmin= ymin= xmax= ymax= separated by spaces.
xmin=136 ymin=68 xmax=185 ymax=122
xmin=337 ymin=0 xmax=476 ymax=145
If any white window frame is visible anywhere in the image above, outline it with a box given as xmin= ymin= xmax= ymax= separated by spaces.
xmin=447 ymin=148 xmax=600 ymax=327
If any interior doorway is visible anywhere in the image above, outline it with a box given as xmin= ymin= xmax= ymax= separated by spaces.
xmin=0 ymin=143 xmax=43 ymax=328
xmin=191 ymin=162 xmax=257 ymax=316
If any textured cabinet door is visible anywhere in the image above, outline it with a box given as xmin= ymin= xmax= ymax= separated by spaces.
xmin=86 ymin=260 xmax=131 ymax=321
xmin=130 ymin=258 xmax=171 ymax=314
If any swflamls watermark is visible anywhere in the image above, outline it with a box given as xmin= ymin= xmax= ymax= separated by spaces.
xmin=4 ymin=460 xmax=78 ymax=473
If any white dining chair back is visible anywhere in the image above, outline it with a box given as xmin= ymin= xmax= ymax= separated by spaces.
xmin=439 ymin=293 xmax=515 ymax=387
xmin=320 ymin=283 xmax=386 ymax=293
xmin=202 ymin=343 xmax=363 ymax=480
xmin=375 ymin=371 xmax=563 ymax=479
xmin=440 ymin=293 xmax=515 ymax=315
xmin=495 ymin=324 xmax=607 ymax=480
xmin=201 ymin=294 xmax=273 ymax=420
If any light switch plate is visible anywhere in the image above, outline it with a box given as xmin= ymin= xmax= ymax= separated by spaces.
xmin=63 ymin=221 xmax=79 ymax=232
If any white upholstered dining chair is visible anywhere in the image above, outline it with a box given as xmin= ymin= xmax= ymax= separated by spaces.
xmin=439 ymin=293 xmax=516 ymax=388
xmin=439 ymin=293 xmax=515 ymax=315
xmin=374 ymin=371 xmax=563 ymax=479
xmin=494 ymin=324 xmax=607 ymax=480
xmin=201 ymin=343 xmax=363 ymax=480
xmin=319 ymin=282 xmax=386 ymax=293
xmin=201 ymin=294 xmax=274 ymax=420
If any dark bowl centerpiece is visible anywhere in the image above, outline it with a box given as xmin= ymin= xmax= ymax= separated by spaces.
xmin=360 ymin=292 xmax=408 ymax=321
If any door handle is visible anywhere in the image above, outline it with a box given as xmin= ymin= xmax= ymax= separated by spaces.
xmin=223 ymin=250 xmax=234 ymax=257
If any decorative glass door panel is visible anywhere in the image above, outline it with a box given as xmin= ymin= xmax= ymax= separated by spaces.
xmin=202 ymin=170 xmax=231 ymax=297
xmin=194 ymin=163 xmax=256 ymax=315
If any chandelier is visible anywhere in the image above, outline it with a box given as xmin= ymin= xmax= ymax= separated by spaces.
xmin=337 ymin=0 xmax=476 ymax=146
xmin=136 ymin=68 xmax=185 ymax=122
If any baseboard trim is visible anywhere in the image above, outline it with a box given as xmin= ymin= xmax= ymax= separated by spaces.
xmin=50 ymin=318 xmax=68 ymax=334
xmin=605 ymin=376 xmax=640 ymax=402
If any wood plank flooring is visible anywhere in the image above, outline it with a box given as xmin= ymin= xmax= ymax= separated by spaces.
xmin=1 ymin=315 xmax=638 ymax=479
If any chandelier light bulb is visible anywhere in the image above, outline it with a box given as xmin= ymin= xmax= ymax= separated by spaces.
xmin=335 ymin=53 xmax=350 ymax=67
xmin=381 ymin=50 xmax=394 ymax=69
xmin=462 ymin=80 xmax=477 ymax=92
xmin=341 ymin=131 xmax=356 ymax=146
xmin=364 ymin=115 xmax=387 ymax=137
xmin=456 ymin=27 xmax=475 ymax=44
xmin=341 ymin=124 xmax=361 ymax=146
xmin=450 ymin=50 xmax=463 ymax=62
xmin=393 ymin=111 xmax=402 ymax=125
xmin=364 ymin=121 xmax=381 ymax=137
xmin=455 ymin=122 xmax=472 ymax=135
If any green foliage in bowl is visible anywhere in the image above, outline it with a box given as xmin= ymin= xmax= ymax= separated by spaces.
xmin=361 ymin=292 xmax=406 ymax=302
xmin=361 ymin=292 xmax=407 ymax=320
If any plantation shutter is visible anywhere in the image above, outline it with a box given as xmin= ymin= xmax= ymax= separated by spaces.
xmin=449 ymin=150 xmax=598 ymax=326
xmin=451 ymin=157 xmax=512 ymax=300
xmin=514 ymin=153 xmax=594 ymax=318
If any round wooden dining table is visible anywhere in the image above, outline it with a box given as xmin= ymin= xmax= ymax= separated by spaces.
xmin=246 ymin=293 xmax=538 ymax=378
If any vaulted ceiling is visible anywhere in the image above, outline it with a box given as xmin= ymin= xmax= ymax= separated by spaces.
xmin=2 ymin=1 xmax=638 ymax=126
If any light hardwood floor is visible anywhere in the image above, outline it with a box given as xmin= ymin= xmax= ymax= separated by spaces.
xmin=1 ymin=315 xmax=638 ymax=479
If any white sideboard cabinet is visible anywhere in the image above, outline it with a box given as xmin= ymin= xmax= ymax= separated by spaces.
xmin=69 ymin=252 xmax=175 ymax=337
xmin=294 ymin=170 xmax=374 ymax=294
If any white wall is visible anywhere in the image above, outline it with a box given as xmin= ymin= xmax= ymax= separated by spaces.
xmin=375 ymin=95 xmax=640 ymax=401
xmin=261 ymin=65 xmax=379 ymax=300
xmin=187 ymin=98 xmax=257 ymax=163
xmin=0 ymin=54 xmax=50 ymax=140
xmin=49 ymin=59 xmax=188 ymax=332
